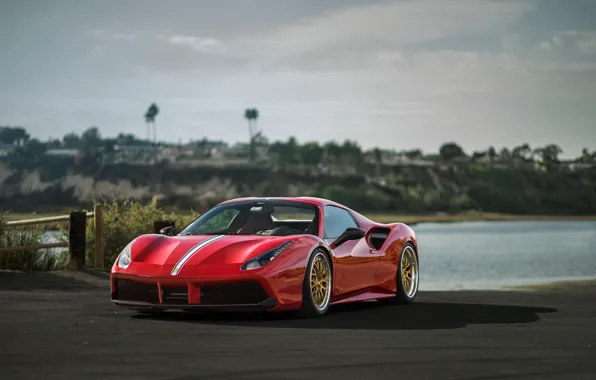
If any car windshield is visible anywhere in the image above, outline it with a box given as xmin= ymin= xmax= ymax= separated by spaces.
xmin=179 ymin=200 xmax=319 ymax=236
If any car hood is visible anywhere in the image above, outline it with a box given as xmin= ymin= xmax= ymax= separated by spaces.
xmin=129 ymin=233 xmax=296 ymax=269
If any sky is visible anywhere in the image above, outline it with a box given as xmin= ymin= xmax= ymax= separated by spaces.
xmin=1 ymin=0 xmax=595 ymax=157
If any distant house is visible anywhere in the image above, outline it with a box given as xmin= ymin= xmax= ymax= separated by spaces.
xmin=567 ymin=162 xmax=594 ymax=171
xmin=0 ymin=143 xmax=14 ymax=156
xmin=45 ymin=148 xmax=80 ymax=157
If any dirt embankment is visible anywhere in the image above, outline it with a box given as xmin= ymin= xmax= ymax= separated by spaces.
xmin=1 ymin=161 xmax=595 ymax=215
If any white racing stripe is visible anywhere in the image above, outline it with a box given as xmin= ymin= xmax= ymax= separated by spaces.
xmin=170 ymin=235 xmax=226 ymax=276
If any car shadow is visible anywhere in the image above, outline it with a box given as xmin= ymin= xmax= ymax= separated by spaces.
xmin=131 ymin=301 xmax=557 ymax=331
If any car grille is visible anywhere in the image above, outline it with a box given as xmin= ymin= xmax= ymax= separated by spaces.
xmin=200 ymin=282 xmax=269 ymax=305
xmin=161 ymin=285 xmax=189 ymax=304
xmin=113 ymin=280 xmax=269 ymax=306
xmin=114 ymin=279 xmax=159 ymax=304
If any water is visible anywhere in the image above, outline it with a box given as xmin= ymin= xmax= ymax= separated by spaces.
xmin=413 ymin=220 xmax=596 ymax=290
xmin=41 ymin=220 xmax=596 ymax=290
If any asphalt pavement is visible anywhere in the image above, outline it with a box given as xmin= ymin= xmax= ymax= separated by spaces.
xmin=1 ymin=270 xmax=595 ymax=380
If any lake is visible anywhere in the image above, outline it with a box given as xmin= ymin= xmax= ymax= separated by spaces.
xmin=43 ymin=220 xmax=596 ymax=291
xmin=413 ymin=220 xmax=596 ymax=290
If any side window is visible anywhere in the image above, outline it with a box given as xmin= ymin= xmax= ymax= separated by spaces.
xmin=323 ymin=206 xmax=359 ymax=239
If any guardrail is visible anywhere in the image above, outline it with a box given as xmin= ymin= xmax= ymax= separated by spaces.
xmin=1 ymin=205 xmax=104 ymax=270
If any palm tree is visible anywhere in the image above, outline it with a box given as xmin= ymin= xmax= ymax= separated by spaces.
xmin=372 ymin=148 xmax=382 ymax=179
xmin=244 ymin=108 xmax=259 ymax=162
xmin=144 ymin=103 xmax=160 ymax=142
xmin=244 ymin=108 xmax=259 ymax=140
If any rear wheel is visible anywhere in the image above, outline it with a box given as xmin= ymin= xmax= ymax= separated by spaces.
xmin=296 ymin=249 xmax=332 ymax=318
xmin=379 ymin=243 xmax=418 ymax=305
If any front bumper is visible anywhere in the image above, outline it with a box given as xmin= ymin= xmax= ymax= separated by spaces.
xmin=112 ymin=298 xmax=278 ymax=312
xmin=110 ymin=275 xmax=291 ymax=312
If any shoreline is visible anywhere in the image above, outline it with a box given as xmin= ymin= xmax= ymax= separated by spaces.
xmin=359 ymin=212 xmax=596 ymax=225
xmin=509 ymin=278 xmax=596 ymax=291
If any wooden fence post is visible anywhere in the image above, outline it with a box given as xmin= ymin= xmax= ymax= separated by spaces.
xmin=94 ymin=204 xmax=104 ymax=268
xmin=153 ymin=220 xmax=175 ymax=234
xmin=68 ymin=211 xmax=87 ymax=270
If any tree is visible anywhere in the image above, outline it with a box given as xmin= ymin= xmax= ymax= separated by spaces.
xmin=404 ymin=149 xmax=423 ymax=160
xmin=12 ymin=138 xmax=46 ymax=160
xmin=323 ymin=141 xmax=342 ymax=163
xmin=62 ymin=132 xmax=81 ymax=148
xmin=269 ymin=137 xmax=300 ymax=166
xmin=244 ymin=108 xmax=259 ymax=162
xmin=144 ymin=103 xmax=160 ymax=142
xmin=299 ymin=142 xmax=324 ymax=166
xmin=487 ymin=146 xmax=497 ymax=162
xmin=512 ymin=143 xmax=532 ymax=161
xmin=471 ymin=151 xmax=486 ymax=160
xmin=81 ymin=126 xmax=101 ymax=145
xmin=499 ymin=147 xmax=511 ymax=162
xmin=534 ymin=144 xmax=563 ymax=170
xmin=47 ymin=138 xmax=61 ymax=149
xmin=372 ymin=148 xmax=382 ymax=178
xmin=244 ymin=108 xmax=259 ymax=139
xmin=580 ymin=148 xmax=594 ymax=163
xmin=116 ymin=133 xmax=144 ymax=146
xmin=339 ymin=140 xmax=363 ymax=167
xmin=542 ymin=144 xmax=563 ymax=163
xmin=0 ymin=126 xmax=29 ymax=145
xmin=439 ymin=142 xmax=466 ymax=161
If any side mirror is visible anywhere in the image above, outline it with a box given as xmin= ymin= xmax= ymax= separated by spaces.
xmin=331 ymin=227 xmax=365 ymax=248
xmin=159 ymin=226 xmax=176 ymax=236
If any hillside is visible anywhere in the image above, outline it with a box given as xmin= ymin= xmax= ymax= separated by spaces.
xmin=1 ymin=159 xmax=595 ymax=215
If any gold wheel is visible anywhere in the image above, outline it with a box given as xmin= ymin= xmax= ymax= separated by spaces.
xmin=400 ymin=246 xmax=418 ymax=298
xmin=309 ymin=252 xmax=331 ymax=310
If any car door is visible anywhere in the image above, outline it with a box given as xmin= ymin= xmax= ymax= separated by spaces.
xmin=323 ymin=205 xmax=379 ymax=295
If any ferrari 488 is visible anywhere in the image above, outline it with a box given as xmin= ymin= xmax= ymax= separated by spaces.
xmin=110 ymin=197 xmax=419 ymax=317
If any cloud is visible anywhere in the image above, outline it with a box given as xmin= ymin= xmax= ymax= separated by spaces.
xmin=543 ymin=30 xmax=596 ymax=55
xmin=161 ymin=35 xmax=226 ymax=54
xmin=229 ymin=0 xmax=535 ymax=60
xmin=112 ymin=33 xmax=136 ymax=40
xmin=575 ymin=37 xmax=596 ymax=55
xmin=87 ymin=29 xmax=137 ymax=40
xmin=80 ymin=1 xmax=537 ymax=77
xmin=501 ymin=34 xmax=521 ymax=51
xmin=538 ymin=40 xmax=551 ymax=51
xmin=552 ymin=35 xmax=564 ymax=46
xmin=534 ymin=62 xmax=596 ymax=73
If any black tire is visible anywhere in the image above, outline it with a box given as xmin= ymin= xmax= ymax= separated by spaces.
xmin=296 ymin=249 xmax=333 ymax=318
xmin=379 ymin=243 xmax=419 ymax=305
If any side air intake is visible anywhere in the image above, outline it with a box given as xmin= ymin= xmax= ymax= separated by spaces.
xmin=366 ymin=227 xmax=391 ymax=250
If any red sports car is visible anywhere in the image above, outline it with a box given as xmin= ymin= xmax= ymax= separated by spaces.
xmin=110 ymin=197 xmax=419 ymax=317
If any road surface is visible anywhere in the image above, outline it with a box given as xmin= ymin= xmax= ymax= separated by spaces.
xmin=1 ymin=270 xmax=595 ymax=380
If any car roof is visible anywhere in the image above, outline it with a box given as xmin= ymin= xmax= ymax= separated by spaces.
xmin=216 ymin=196 xmax=376 ymax=226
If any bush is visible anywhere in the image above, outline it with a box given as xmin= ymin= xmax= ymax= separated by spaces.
xmin=80 ymin=198 xmax=201 ymax=267
xmin=0 ymin=212 xmax=64 ymax=270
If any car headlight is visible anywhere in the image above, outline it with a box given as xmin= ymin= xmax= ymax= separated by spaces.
xmin=117 ymin=242 xmax=133 ymax=269
xmin=241 ymin=241 xmax=294 ymax=271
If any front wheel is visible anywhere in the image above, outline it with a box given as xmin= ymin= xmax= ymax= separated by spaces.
xmin=296 ymin=249 xmax=332 ymax=318
xmin=379 ymin=243 xmax=419 ymax=305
